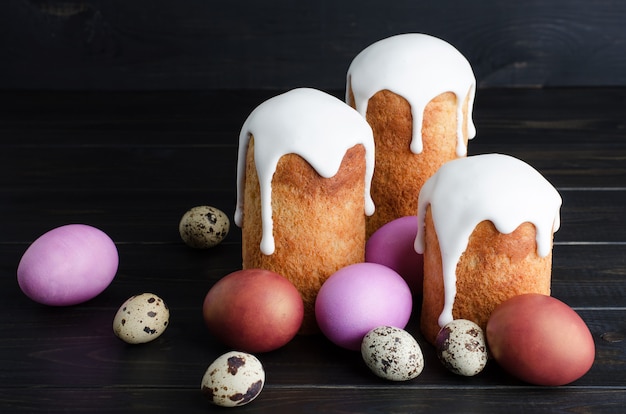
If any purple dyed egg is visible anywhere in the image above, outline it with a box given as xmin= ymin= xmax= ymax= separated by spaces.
xmin=17 ymin=224 xmax=119 ymax=306
xmin=315 ymin=262 xmax=412 ymax=350
xmin=365 ymin=216 xmax=424 ymax=295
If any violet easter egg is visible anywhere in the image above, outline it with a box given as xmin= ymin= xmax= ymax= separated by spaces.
xmin=315 ymin=262 xmax=413 ymax=351
xmin=365 ymin=216 xmax=424 ymax=295
xmin=17 ymin=224 xmax=119 ymax=306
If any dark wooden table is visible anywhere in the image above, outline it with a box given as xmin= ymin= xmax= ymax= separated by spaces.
xmin=1 ymin=88 xmax=625 ymax=413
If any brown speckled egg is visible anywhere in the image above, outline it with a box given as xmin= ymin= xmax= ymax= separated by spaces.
xmin=113 ymin=293 xmax=170 ymax=344
xmin=361 ymin=326 xmax=424 ymax=381
xmin=179 ymin=205 xmax=230 ymax=249
xmin=201 ymin=351 xmax=265 ymax=407
xmin=436 ymin=319 xmax=488 ymax=376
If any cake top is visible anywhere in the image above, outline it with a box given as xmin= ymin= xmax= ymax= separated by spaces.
xmin=235 ymin=87 xmax=376 ymax=255
xmin=346 ymin=33 xmax=476 ymax=156
xmin=414 ymin=153 xmax=562 ymax=327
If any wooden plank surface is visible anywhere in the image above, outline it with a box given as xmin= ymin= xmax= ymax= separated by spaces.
xmin=1 ymin=88 xmax=625 ymax=413
xmin=2 ymin=1 xmax=626 ymax=89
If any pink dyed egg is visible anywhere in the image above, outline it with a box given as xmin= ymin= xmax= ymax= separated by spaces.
xmin=365 ymin=216 xmax=424 ymax=295
xmin=17 ymin=224 xmax=119 ymax=306
xmin=315 ymin=262 xmax=412 ymax=351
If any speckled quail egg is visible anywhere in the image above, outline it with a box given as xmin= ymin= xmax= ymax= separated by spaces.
xmin=361 ymin=326 xmax=424 ymax=381
xmin=436 ymin=319 xmax=488 ymax=376
xmin=179 ymin=205 xmax=230 ymax=248
xmin=201 ymin=351 xmax=265 ymax=407
xmin=113 ymin=293 xmax=170 ymax=344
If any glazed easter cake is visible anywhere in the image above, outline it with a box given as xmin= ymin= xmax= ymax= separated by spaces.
xmin=235 ymin=87 xmax=375 ymax=334
xmin=346 ymin=33 xmax=477 ymax=237
xmin=416 ymin=153 xmax=562 ymax=345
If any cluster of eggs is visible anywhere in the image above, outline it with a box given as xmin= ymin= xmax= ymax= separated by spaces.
xmin=16 ymin=208 xmax=595 ymax=408
xmin=196 ymin=218 xmax=489 ymax=400
xmin=14 ymin=206 xmax=274 ymax=408
xmin=14 ymin=207 xmax=245 ymax=406
xmin=202 ymin=215 xmax=595 ymax=404
xmin=366 ymin=217 xmax=594 ymax=387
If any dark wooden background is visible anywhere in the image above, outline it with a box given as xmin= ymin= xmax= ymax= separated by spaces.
xmin=2 ymin=2 xmax=626 ymax=412
xmin=2 ymin=0 xmax=626 ymax=90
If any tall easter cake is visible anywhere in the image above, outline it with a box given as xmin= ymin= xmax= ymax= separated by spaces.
xmin=415 ymin=154 xmax=562 ymax=345
xmin=346 ymin=33 xmax=476 ymax=236
xmin=235 ymin=88 xmax=375 ymax=334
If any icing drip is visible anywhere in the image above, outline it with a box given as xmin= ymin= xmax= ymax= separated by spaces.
xmin=235 ymin=88 xmax=376 ymax=255
xmin=414 ymin=154 xmax=562 ymax=327
xmin=346 ymin=33 xmax=476 ymax=157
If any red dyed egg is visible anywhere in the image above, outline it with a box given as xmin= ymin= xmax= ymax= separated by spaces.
xmin=486 ymin=293 xmax=595 ymax=386
xmin=202 ymin=269 xmax=304 ymax=353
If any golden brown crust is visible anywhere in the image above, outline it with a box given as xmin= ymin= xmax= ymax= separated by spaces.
xmin=241 ymin=137 xmax=367 ymax=334
xmin=420 ymin=207 xmax=552 ymax=345
xmin=347 ymin=88 xmax=471 ymax=237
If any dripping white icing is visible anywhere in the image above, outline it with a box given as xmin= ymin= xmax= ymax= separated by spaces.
xmin=346 ymin=33 xmax=476 ymax=157
xmin=235 ymin=88 xmax=376 ymax=255
xmin=414 ymin=154 xmax=562 ymax=327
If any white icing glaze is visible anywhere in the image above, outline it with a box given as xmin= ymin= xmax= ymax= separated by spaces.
xmin=235 ymin=88 xmax=376 ymax=255
xmin=346 ymin=33 xmax=476 ymax=157
xmin=414 ymin=154 xmax=562 ymax=327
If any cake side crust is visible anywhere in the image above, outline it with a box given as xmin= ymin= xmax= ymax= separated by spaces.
xmin=348 ymin=88 xmax=470 ymax=237
xmin=420 ymin=207 xmax=552 ymax=345
xmin=242 ymin=137 xmax=367 ymax=334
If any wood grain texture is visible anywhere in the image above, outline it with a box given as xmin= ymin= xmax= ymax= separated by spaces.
xmin=0 ymin=88 xmax=625 ymax=413
xmin=2 ymin=387 xmax=624 ymax=414
xmin=2 ymin=1 xmax=626 ymax=89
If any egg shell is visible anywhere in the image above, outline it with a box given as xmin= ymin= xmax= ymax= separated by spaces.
xmin=436 ymin=319 xmax=488 ymax=376
xmin=201 ymin=351 xmax=265 ymax=407
xmin=17 ymin=224 xmax=119 ymax=306
xmin=361 ymin=326 xmax=424 ymax=381
xmin=113 ymin=293 xmax=170 ymax=344
xmin=179 ymin=205 xmax=230 ymax=248
xmin=365 ymin=216 xmax=424 ymax=295
xmin=315 ymin=262 xmax=413 ymax=351
xmin=202 ymin=269 xmax=304 ymax=353
xmin=486 ymin=293 xmax=595 ymax=386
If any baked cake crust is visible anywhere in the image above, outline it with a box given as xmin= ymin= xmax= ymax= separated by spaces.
xmin=348 ymin=89 xmax=471 ymax=237
xmin=420 ymin=207 xmax=552 ymax=345
xmin=241 ymin=137 xmax=368 ymax=334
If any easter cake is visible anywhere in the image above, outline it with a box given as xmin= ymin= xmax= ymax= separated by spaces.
xmin=415 ymin=154 xmax=562 ymax=345
xmin=235 ymin=87 xmax=375 ymax=334
xmin=346 ymin=33 xmax=476 ymax=237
